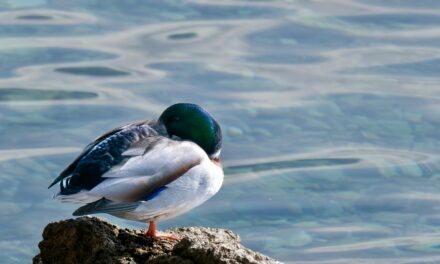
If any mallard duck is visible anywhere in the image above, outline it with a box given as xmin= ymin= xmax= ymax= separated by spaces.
xmin=48 ymin=103 xmax=223 ymax=239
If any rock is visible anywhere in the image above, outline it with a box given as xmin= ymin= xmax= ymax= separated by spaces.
xmin=33 ymin=217 xmax=281 ymax=264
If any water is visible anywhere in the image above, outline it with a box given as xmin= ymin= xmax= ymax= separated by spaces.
xmin=1 ymin=0 xmax=440 ymax=263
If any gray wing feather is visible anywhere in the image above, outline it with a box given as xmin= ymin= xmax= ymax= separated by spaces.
xmin=49 ymin=121 xmax=147 ymax=188
xmin=72 ymin=198 xmax=140 ymax=216
xmin=121 ymin=136 xmax=161 ymax=156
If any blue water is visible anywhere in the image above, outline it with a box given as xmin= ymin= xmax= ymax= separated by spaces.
xmin=2 ymin=1 xmax=440 ymax=263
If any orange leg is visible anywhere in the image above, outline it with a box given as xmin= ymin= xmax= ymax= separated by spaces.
xmin=145 ymin=221 xmax=181 ymax=240
xmin=146 ymin=221 xmax=157 ymax=237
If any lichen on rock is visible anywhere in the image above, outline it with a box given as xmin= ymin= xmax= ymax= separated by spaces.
xmin=33 ymin=217 xmax=281 ymax=264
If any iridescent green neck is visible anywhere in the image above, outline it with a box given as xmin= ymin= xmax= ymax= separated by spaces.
xmin=159 ymin=103 xmax=222 ymax=158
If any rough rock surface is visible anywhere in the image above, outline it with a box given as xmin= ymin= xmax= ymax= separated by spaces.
xmin=33 ymin=217 xmax=280 ymax=264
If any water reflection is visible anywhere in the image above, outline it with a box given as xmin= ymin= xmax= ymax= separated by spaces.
xmin=0 ymin=48 xmax=115 ymax=78
xmin=1 ymin=1 xmax=440 ymax=264
xmin=168 ymin=32 xmax=197 ymax=40
xmin=225 ymin=158 xmax=361 ymax=174
xmin=346 ymin=58 xmax=440 ymax=77
xmin=55 ymin=66 xmax=130 ymax=77
xmin=337 ymin=14 xmax=440 ymax=29
xmin=0 ymin=88 xmax=97 ymax=101
xmin=16 ymin=15 xmax=52 ymax=20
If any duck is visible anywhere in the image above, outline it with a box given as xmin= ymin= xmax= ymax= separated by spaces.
xmin=48 ymin=103 xmax=223 ymax=239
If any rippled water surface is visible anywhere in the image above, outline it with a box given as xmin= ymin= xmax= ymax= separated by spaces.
xmin=2 ymin=1 xmax=440 ymax=263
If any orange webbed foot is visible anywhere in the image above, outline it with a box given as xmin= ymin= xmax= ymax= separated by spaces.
xmin=145 ymin=221 xmax=181 ymax=240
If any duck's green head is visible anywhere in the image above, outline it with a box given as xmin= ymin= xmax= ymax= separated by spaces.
xmin=159 ymin=103 xmax=222 ymax=159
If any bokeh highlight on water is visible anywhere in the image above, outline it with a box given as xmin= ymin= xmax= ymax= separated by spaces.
xmin=2 ymin=0 xmax=440 ymax=263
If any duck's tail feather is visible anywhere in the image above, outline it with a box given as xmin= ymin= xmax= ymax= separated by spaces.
xmin=54 ymin=191 xmax=102 ymax=204
xmin=73 ymin=198 xmax=140 ymax=216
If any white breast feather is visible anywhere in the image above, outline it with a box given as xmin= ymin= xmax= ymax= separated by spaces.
xmin=123 ymin=158 xmax=223 ymax=222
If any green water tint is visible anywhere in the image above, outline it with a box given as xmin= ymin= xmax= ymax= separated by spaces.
xmin=346 ymin=59 xmax=440 ymax=77
xmin=0 ymin=104 xmax=153 ymax=150
xmin=336 ymin=14 xmax=440 ymax=30
xmin=0 ymin=48 xmax=115 ymax=78
xmin=0 ymin=88 xmax=97 ymax=101
xmin=357 ymin=0 xmax=440 ymax=8
xmin=148 ymin=62 xmax=285 ymax=92
xmin=3 ymin=150 xmax=440 ymax=262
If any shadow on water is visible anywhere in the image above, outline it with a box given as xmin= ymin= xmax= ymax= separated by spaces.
xmin=224 ymin=158 xmax=361 ymax=175
xmin=55 ymin=66 xmax=130 ymax=77
xmin=168 ymin=32 xmax=198 ymax=40
xmin=16 ymin=15 xmax=53 ymax=20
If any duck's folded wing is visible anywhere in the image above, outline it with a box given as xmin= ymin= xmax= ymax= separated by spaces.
xmin=83 ymin=138 xmax=205 ymax=203
xmin=49 ymin=123 xmax=138 ymax=188
xmin=70 ymin=139 xmax=205 ymax=215
xmin=72 ymin=198 xmax=140 ymax=216
xmin=49 ymin=122 xmax=154 ymax=191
